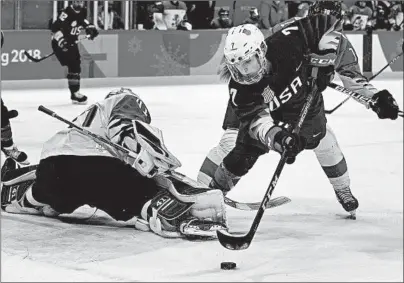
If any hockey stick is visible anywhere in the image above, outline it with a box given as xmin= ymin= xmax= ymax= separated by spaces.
xmin=167 ymin=170 xmax=291 ymax=211
xmin=216 ymin=70 xmax=319 ymax=250
xmin=38 ymin=105 xmax=291 ymax=211
xmin=326 ymin=83 xmax=403 ymax=118
xmin=224 ymin=195 xmax=291 ymax=211
xmin=24 ymin=35 xmax=90 ymax=63
xmin=325 ymin=52 xmax=404 ymax=115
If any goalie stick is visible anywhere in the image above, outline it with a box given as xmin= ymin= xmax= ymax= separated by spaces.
xmin=24 ymin=35 xmax=90 ymax=63
xmin=38 ymin=105 xmax=291 ymax=212
xmin=167 ymin=171 xmax=291 ymax=211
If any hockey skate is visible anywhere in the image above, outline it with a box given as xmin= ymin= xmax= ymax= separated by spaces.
xmin=334 ymin=187 xmax=359 ymax=219
xmin=1 ymin=158 xmax=17 ymax=180
xmin=1 ymin=144 xmax=30 ymax=166
xmin=71 ymin=92 xmax=88 ymax=105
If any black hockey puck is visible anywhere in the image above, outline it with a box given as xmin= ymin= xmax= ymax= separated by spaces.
xmin=221 ymin=262 xmax=236 ymax=270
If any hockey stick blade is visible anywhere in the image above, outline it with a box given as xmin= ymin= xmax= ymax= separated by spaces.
xmin=224 ymin=196 xmax=291 ymax=211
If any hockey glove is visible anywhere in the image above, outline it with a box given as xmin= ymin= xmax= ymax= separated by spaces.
xmin=266 ymin=122 xmax=306 ymax=164
xmin=85 ymin=25 xmax=99 ymax=40
xmin=299 ymin=15 xmax=341 ymax=92
xmin=308 ymin=50 xmax=337 ymax=92
xmin=57 ymin=37 xmax=68 ymax=52
xmin=370 ymin=90 xmax=399 ymax=120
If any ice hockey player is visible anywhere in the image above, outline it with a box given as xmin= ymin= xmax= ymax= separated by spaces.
xmin=50 ymin=0 xmax=99 ymax=104
xmin=1 ymin=88 xmax=227 ymax=239
xmin=198 ymin=5 xmax=400 ymax=218
xmin=1 ymin=31 xmax=30 ymax=166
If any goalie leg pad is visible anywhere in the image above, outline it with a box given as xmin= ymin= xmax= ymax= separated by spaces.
xmin=141 ymin=175 xmax=227 ymax=238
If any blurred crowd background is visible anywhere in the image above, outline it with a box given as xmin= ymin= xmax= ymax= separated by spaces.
xmin=2 ymin=0 xmax=403 ymax=32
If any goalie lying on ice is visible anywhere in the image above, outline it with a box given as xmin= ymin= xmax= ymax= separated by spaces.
xmin=1 ymin=88 xmax=227 ymax=239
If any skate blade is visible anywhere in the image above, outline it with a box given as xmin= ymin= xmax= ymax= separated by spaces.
xmin=71 ymin=100 xmax=88 ymax=105
xmin=336 ymin=211 xmax=356 ymax=220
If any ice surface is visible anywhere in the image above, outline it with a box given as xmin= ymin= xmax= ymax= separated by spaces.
xmin=1 ymin=79 xmax=403 ymax=281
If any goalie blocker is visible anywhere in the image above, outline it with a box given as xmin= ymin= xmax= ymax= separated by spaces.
xmin=1 ymin=88 xmax=227 ymax=239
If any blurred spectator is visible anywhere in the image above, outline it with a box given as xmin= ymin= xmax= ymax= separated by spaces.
xmin=210 ymin=7 xmax=233 ymax=29
xmin=260 ymin=0 xmax=289 ymax=29
xmin=186 ymin=1 xmax=215 ymax=29
xmin=233 ymin=0 xmax=261 ymax=26
xmin=287 ymin=1 xmax=313 ymax=18
xmin=152 ymin=1 xmax=191 ymax=30
xmin=388 ymin=1 xmax=403 ymax=31
xmin=295 ymin=1 xmax=311 ymax=17
xmin=136 ymin=1 xmax=155 ymax=30
xmin=242 ymin=7 xmax=264 ymax=29
xmin=373 ymin=1 xmax=393 ymax=30
xmin=97 ymin=1 xmax=124 ymax=30
xmin=344 ymin=1 xmax=373 ymax=31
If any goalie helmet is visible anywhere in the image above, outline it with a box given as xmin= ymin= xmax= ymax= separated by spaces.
xmin=105 ymin=87 xmax=138 ymax=99
xmin=223 ymin=24 xmax=268 ymax=85
xmin=309 ymin=1 xmax=343 ymax=19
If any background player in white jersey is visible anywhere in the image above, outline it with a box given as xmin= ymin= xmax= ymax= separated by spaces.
xmin=1 ymin=88 xmax=227 ymax=239
xmin=198 ymin=4 xmax=399 ymax=218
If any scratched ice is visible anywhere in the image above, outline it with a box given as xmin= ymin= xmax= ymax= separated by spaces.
xmin=1 ymin=79 xmax=402 ymax=282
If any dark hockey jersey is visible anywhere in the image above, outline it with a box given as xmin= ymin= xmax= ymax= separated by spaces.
xmin=51 ymin=6 xmax=90 ymax=43
xmin=227 ymin=15 xmax=377 ymax=146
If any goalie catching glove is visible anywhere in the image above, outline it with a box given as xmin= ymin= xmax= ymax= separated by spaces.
xmin=140 ymin=175 xmax=228 ymax=239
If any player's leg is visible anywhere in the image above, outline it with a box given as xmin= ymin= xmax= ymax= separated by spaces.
xmin=1 ymin=99 xmax=29 ymax=165
xmin=209 ymin=123 xmax=267 ymax=194
xmin=1 ymin=155 xmax=85 ymax=216
xmin=51 ymin=41 xmax=87 ymax=104
xmin=197 ymin=100 xmax=239 ymax=186
xmin=313 ymin=125 xmax=359 ymax=215
xmin=67 ymin=45 xmax=87 ymax=104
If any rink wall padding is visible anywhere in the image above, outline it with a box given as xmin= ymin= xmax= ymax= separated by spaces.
xmin=1 ymin=30 xmax=402 ymax=89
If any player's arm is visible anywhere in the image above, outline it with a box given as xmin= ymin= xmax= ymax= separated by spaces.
xmin=80 ymin=7 xmax=98 ymax=40
xmin=336 ymin=36 xmax=399 ymax=119
xmin=336 ymin=36 xmax=378 ymax=102
xmin=51 ymin=10 xmax=71 ymax=51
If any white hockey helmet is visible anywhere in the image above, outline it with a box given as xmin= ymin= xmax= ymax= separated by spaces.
xmin=105 ymin=87 xmax=138 ymax=99
xmin=223 ymin=24 xmax=268 ymax=85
